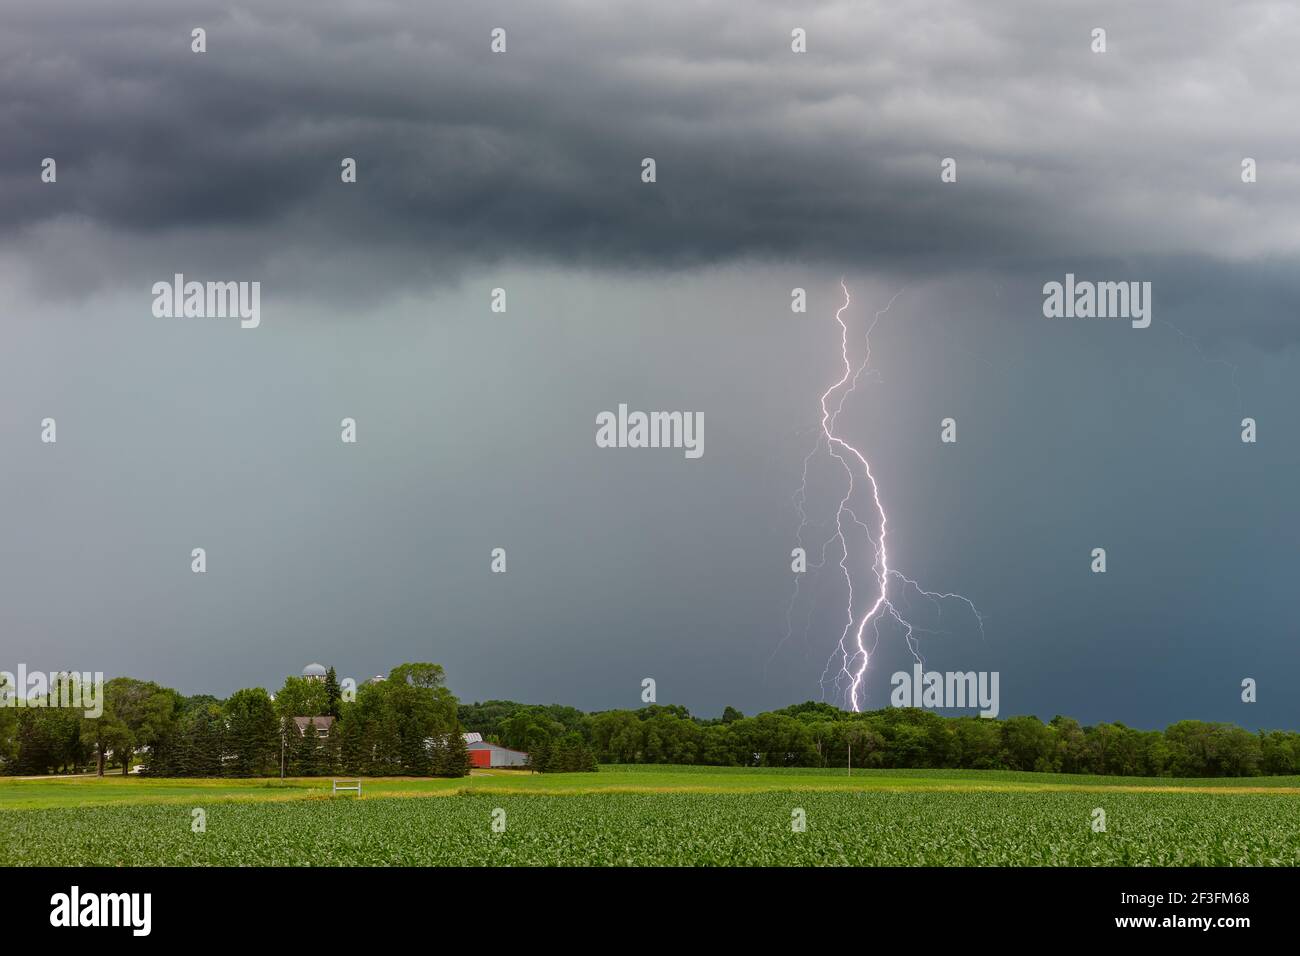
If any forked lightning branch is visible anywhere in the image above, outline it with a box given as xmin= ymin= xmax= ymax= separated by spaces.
xmin=791 ymin=281 xmax=984 ymax=712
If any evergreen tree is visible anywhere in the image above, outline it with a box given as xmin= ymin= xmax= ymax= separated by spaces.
xmin=551 ymin=735 xmax=575 ymax=771
xmin=399 ymin=714 xmax=431 ymax=775
xmin=527 ymin=733 xmax=596 ymax=773
xmin=571 ymin=736 xmax=598 ymax=772
xmin=527 ymin=739 xmax=550 ymax=773
xmin=139 ymin=724 xmax=184 ymax=776
xmin=324 ymin=667 xmax=342 ymax=720
xmin=292 ymin=719 xmax=321 ymax=776
xmin=14 ymin=711 xmax=58 ymax=774
xmin=185 ymin=706 xmax=226 ymax=777
xmin=225 ymin=688 xmax=279 ymax=776
xmin=320 ymin=718 xmax=341 ymax=776
xmin=428 ymin=733 xmax=446 ymax=777
xmin=171 ymin=709 xmax=203 ymax=776
xmin=442 ymin=722 xmax=471 ymax=778
xmin=337 ymin=714 xmax=364 ymax=776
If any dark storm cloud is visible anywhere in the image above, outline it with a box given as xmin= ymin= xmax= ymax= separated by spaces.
xmin=4 ymin=1 xmax=1300 ymax=726
xmin=4 ymin=0 xmax=1300 ymax=290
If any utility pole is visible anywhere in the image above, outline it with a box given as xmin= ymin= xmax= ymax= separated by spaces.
xmin=848 ymin=741 xmax=852 ymax=777
xmin=280 ymin=718 xmax=286 ymax=781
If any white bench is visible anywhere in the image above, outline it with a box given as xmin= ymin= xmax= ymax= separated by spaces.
xmin=332 ymin=779 xmax=362 ymax=796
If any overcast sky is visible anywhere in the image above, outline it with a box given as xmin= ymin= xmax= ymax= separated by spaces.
xmin=2 ymin=1 xmax=1299 ymax=728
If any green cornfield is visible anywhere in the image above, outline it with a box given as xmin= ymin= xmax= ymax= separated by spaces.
xmin=3 ymin=789 xmax=1298 ymax=866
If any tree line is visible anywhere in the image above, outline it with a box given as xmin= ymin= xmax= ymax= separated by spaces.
xmin=458 ymin=699 xmax=1300 ymax=778
xmin=8 ymin=672 xmax=1297 ymax=778
xmin=0 ymin=663 xmax=470 ymax=778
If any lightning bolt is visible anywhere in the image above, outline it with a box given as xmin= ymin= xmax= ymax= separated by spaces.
xmin=1157 ymin=318 xmax=1244 ymax=413
xmin=786 ymin=280 xmax=984 ymax=712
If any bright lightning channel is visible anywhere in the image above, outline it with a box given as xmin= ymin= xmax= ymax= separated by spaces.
xmin=788 ymin=280 xmax=983 ymax=712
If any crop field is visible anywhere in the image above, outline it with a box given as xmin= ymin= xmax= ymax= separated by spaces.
xmin=3 ymin=766 xmax=1298 ymax=866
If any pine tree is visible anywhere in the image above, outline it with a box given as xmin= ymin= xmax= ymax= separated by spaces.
xmin=180 ymin=706 xmax=225 ymax=777
xmin=321 ymin=718 xmax=341 ymax=776
xmin=527 ymin=733 xmax=596 ymax=773
xmin=225 ymin=689 xmax=279 ymax=776
xmin=573 ymin=737 xmax=598 ymax=772
xmin=528 ymin=739 xmax=550 ymax=774
xmin=140 ymin=727 xmax=183 ymax=776
xmin=428 ymin=731 xmax=446 ymax=777
xmin=203 ymin=707 xmax=227 ymax=776
xmin=172 ymin=727 xmax=196 ymax=777
xmin=399 ymin=714 xmax=431 ymax=775
xmin=324 ymin=667 xmax=342 ymax=720
xmin=337 ymin=715 xmax=364 ymax=776
xmin=15 ymin=712 xmax=57 ymax=774
xmin=551 ymin=736 xmax=575 ymax=771
xmin=441 ymin=722 xmax=471 ymax=778
xmin=294 ymin=719 xmax=320 ymax=776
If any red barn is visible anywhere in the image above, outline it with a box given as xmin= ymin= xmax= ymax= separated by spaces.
xmin=466 ymin=740 xmax=530 ymax=768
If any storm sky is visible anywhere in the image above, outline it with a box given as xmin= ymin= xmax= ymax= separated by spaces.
xmin=3 ymin=1 xmax=1299 ymax=728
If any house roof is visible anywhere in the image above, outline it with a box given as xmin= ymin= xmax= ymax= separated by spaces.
xmin=291 ymin=716 xmax=334 ymax=734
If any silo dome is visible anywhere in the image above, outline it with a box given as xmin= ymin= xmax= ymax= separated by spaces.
xmin=302 ymin=662 xmax=327 ymax=679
